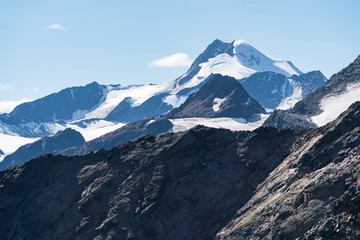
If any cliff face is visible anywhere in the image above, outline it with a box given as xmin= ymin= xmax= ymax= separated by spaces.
xmin=0 ymin=102 xmax=360 ymax=240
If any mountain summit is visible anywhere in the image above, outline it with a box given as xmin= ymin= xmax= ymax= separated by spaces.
xmin=171 ymin=39 xmax=303 ymax=94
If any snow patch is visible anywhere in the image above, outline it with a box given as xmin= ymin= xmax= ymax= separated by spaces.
xmin=213 ymin=97 xmax=227 ymax=112
xmin=277 ymin=79 xmax=303 ymax=110
xmin=72 ymin=110 xmax=89 ymax=121
xmin=170 ymin=114 xmax=269 ymax=132
xmin=311 ymin=83 xmax=360 ymax=127
xmin=163 ymin=95 xmax=188 ymax=108
xmin=85 ymin=82 xmax=173 ymax=119
xmin=0 ymin=133 xmax=39 ymax=161
xmin=67 ymin=120 xmax=125 ymax=141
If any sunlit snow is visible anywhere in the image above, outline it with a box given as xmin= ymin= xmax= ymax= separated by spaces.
xmin=213 ymin=97 xmax=227 ymax=112
xmin=171 ymin=39 xmax=301 ymax=95
xmin=311 ymin=83 xmax=360 ymax=127
xmin=0 ymin=133 xmax=39 ymax=161
xmin=170 ymin=114 xmax=269 ymax=132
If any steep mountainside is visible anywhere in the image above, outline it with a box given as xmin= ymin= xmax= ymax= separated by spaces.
xmin=241 ymin=71 xmax=327 ymax=109
xmin=0 ymin=82 xmax=105 ymax=125
xmin=264 ymin=55 xmax=360 ymax=129
xmin=167 ymin=74 xmax=266 ymax=119
xmin=0 ymin=101 xmax=359 ymax=240
xmin=0 ymin=128 xmax=85 ymax=170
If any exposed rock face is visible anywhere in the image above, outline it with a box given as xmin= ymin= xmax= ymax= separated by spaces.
xmin=290 ymin=70 xmax=328 ymax=97
xmin=0 ymin=149 xmax=3 ymax=155
xmin=217 ymin=101 xmax=360 ymax=239
xmin=241 ymin=70 xmax=327 ymax=109
xmin=0 ymin=128 xmax=85 ymax=170
xmin=167 ymin=74 xmax=266 ymax=120
xmin=241 ymin=71 xmax=289 ymax=109
xmin=58 ymin=118 xmax=173 ymax=156
xmin=264 ymin=55 xmax=360 ymax=129
xmin=1 ymin=102 xmax=359 ymax=240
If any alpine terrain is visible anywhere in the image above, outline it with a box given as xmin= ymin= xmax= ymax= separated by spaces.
xmin=264 ymin=55 xmax=360 ymax=129
xmin=0 ymin=100 xmax=359 ymax=239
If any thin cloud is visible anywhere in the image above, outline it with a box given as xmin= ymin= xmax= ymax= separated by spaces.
xmin=149 ymin=53 xmax=193 ymax=68
xmin=0 ymin=84 xmax=14 ymax=91
xmin=46 ymin=24 xmax=68 ymax=31
xmin=0 ymin=99 xmax=33 ymax=114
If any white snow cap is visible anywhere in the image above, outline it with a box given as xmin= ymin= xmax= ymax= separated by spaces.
xmin=233 ymin=39 xmax=302 ymax=77
xmin=171 ymin=39 xmax=302 ymax=94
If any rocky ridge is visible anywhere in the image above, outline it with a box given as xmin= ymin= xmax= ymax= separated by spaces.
xmin=0 ymin=101 xmax=359 ymax=239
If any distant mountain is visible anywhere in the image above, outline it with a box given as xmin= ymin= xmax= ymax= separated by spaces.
xmin=58 ymin=118 xmax=173 ymax=157
xmin=1 ymin=101 xmax=359 ymax=239
xmin=1 ymin=82 xmax=105 ymax=124
xmin=0 ymin=149 xmax=3 ymax=155
xmin=264 ymin=55 xmax=360 ymax=129
xmin=167 ymin=74 xmax=266 ymax=119
xmin=0 ymin=39 xmax=320 ymax=140
xmin=105 ymin=94 xmax=172 ymax=123
xmin=0 ymin=128 xmax=85 ymax=170
xmin=241 ymin=71 xmax=327 ymax=109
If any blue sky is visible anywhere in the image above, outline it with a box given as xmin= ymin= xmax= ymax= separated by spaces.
xmin=1 ymin=0 xmax=360 ymax=105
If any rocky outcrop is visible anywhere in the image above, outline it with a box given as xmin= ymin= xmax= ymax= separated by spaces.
xmin=0 ymin=128 xmax=85 ymax=170
xmin=167 ymin=74 xmax=266 ymax=120
xmin=1 ymin=101 xmax=359 ymax=239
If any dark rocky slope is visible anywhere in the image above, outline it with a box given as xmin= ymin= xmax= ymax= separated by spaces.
xmin=0 ymin=128 xmax=85 ymax=170
xmin=1 ymin=102 xmax=360 ymax=240
xmin=264 ymin=55 xmax=360 ymax=129
xmin=167 ymin=74 xmax=266 ymax=120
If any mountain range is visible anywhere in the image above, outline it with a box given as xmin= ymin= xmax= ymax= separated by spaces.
xmin=0 ymin=37 xmax=360 ymax=240
xmin=0 ymin=38 xmax=332 ymax=169
xmin=1 ymin=99 xmax=359 ymax=239
xmin=0 ymin=39 xmax=326 ymax=138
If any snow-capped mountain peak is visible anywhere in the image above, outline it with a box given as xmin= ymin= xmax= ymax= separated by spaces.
xmin=171 ymin=39 xmax=302 ymax=94
xmin=233 ymin=39 xmax=302 ymax=77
